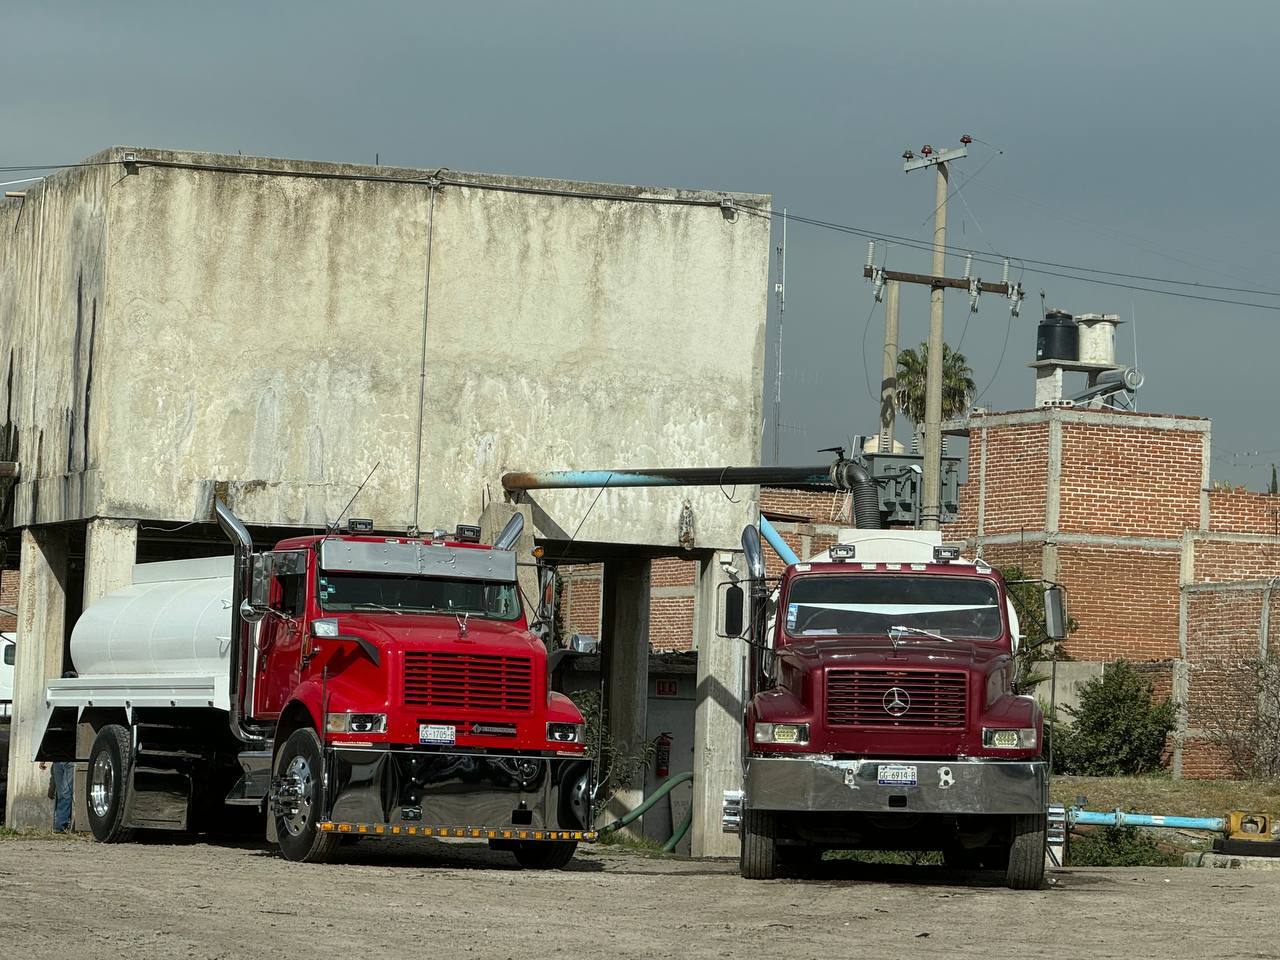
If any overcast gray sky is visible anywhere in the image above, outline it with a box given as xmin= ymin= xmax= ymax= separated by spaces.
xmin=5 ymin=0 xmax=1278 ymax=486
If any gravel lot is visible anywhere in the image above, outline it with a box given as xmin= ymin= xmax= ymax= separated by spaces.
xmin=1 ymin=834 xmax=1275 ymax=959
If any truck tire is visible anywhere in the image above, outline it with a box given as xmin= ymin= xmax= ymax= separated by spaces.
xmin=513 ymin=840 xmax=577 ymax=869
xmin=1005 ymin=813 xmax=1047 ymax=889
xmin=740 ymin=809 xmax=779 ymax=880
xmin=273 ymin=727 xmax=339 ymax=864
xmin=86 ymin=724 xmax=136 ymax=843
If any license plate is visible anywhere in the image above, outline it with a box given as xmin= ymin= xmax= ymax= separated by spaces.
xmin=877 ymin=764 xmax=917 ymax=786
xmin=419 ymin=723 xmax=456 ymax=745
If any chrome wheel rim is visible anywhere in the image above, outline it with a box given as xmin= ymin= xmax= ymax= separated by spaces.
xmin=89 ymin=753 xmax=114 ymax=818
xmin=280 ymin=755 xmax=314 ymax=837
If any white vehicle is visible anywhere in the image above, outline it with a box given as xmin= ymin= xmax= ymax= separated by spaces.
xmin=0 ymin=632 xmax=15 ymax=719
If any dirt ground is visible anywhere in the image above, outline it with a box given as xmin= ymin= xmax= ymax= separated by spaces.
xmin=1 ymin=834 xmax=1276 ymax=960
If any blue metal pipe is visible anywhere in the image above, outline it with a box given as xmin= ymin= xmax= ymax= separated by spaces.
xmin=759 ymin=515 xmax=799 ymax=566
xmin=1069 ymin=808 xmax=1226 ymax=832
xmin=502 ymin=466 xmax=833 ymax=491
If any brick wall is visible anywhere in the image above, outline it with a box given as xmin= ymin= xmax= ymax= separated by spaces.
xmin=758 ymin=489 xmax=852 ymax=525
xmin=0 ymin=569 xmax=16 ymax=632
xmin=1208 ymin=489 xmax=1280 ymax=534
xmin=967 ymin=420 xmax=1050 ymax=537
xmin=557 ymin=558 xmax=698 ymax=653
xmin=1057 ymin=545 xmax=1182 ymax=661
xmin=1058 ymin=422 xmax=1204 ymax=538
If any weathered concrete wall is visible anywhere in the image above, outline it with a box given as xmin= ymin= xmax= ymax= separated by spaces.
xmin=3 ymin=147 xmax=768 ymax=551
xmin=0 ymin=154 xmax=113 ymax=525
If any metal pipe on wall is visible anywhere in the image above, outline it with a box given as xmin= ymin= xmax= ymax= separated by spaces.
xmin=501 ymin=466 xmax=833 ymax=491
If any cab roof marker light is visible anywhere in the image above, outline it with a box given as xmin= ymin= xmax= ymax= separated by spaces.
xmin=794 ymin=563 xmax=811 ymax=572
xmin=860 ymin=563 xmax=878 ymax=570
xmin=910 ymin=563 xmax=927 ymax=570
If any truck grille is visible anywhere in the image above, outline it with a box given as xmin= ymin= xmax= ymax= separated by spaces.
xmin=826 ymin=669 xmax=967 ymax=728
xmin=403 ymin=652 xmax=534 ymax=714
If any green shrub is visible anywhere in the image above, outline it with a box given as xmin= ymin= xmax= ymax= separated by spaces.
xmin=1069 ymin=825 xmax=1183 ymax=867
xmin=998 ymin=564 xmax=1075 ymax=696
xmin=1054 ymin=660 xmax=1176 ymax=776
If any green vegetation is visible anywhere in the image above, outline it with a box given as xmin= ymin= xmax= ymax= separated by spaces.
xmin=1054 ymin=661 xmax=1177 ymax=776
xmin=1068 ymin=825 xmax=1184 ymax=867
xmin=998 ymin=563 xmax=1075 ymax=696
xmin=1051 ymin=774 xmax=1280 ymax=817
xmin=894 ymin=342 xmax=975 ymax=427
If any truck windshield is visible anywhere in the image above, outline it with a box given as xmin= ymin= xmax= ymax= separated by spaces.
xmin=784 ymin=575 xmax=1002 ymax=640
xmin=317 ymin=572 xmax=522 ymax=621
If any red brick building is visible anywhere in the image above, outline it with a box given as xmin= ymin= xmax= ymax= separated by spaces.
xmin=948 ymin=407 xmax=1280 ymax=778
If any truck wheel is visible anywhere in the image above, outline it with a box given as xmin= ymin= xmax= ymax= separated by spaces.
xmin=740 ymin=809 xmax=779 ymax=880
xmin=1005 ymin=813 xmax=1047 ymax=889
xmin=513 ymin=840 xmax=577 ymax=869
xmin=86 ymin=724 xmax=135 ymax=843
xmin=273 ymin=727 xmax=339 ymax=863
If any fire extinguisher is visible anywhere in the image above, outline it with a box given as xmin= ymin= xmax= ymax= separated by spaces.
xmin=655 ymin=732 xmax=672 ymax=779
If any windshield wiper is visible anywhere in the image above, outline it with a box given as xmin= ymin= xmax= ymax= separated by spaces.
xmin=887 ymin=625 xmax=955 ymax=648
xmin=351 ymin=602 xmax=404 ymax=617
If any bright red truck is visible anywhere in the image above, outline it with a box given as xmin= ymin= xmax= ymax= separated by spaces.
xmin=35 ymin=504 xmax=592 ymax=866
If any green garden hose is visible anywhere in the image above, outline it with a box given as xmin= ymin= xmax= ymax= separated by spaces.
xmin=598 ymin=770 xmax=694 ymax=845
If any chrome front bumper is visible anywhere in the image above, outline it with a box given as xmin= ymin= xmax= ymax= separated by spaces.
xmin=734 ymin=755 xmax=1047 ymax=821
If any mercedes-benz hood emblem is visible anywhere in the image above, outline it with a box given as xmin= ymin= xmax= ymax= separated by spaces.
xmin=883 ymin=687 xmax=911 ymax=717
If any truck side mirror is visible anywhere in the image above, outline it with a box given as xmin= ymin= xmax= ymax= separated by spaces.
xmin=719 ymin=583 xmax=745 ymax=638
xmin=536 ymin=566 xmax=557 ymax=623
xmin=1044 ymin=585 xmax=1068 ymax=641
xmin=246 ymin=554 xmax=272 ymax=621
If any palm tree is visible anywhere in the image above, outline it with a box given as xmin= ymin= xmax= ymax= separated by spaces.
xmin=895 ymin=343 xmax=976 ymax=444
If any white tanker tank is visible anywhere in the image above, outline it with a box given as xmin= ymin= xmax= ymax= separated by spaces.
xmin=66 ymin=555 xmax=237 ymax=710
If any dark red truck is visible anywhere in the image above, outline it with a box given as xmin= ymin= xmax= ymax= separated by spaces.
xmin=723 ymin=526 xmax=1067 ymax=888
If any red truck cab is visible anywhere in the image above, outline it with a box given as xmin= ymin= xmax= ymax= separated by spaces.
xmin=726 ymin=527 xmax=1064 ymax=889
xmin=252 ymin=523 xmax=593 ymax=865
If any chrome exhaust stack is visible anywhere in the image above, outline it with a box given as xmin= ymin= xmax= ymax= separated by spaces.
xmin=214 ymin=499 xmax=268 ymax=746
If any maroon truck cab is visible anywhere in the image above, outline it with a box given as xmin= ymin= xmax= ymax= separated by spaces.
xmin=727 ymin=529 xmax=1061 ymax=889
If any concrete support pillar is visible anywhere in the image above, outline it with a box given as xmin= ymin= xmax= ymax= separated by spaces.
xmin=690 ymin=554 xmax=743 ymax=858
xmin=82 ymin=518 xmax=137 ymax=609
xmin=601 ymin=558 xmax=650 ymax=832
xmin=73 ymin=518 xmax=139 ymax=827
xmin=5 ymin=527 xmax=69 ymax=829
xmin=479 ymin=502 xmax=536 ymax=620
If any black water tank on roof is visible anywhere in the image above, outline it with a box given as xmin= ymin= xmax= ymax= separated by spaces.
xmin=1036 ymin=310 xmax=1078 ymax=363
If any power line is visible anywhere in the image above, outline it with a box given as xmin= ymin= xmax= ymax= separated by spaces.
xmin=736 ymin=205 xmax=1280 ymax=311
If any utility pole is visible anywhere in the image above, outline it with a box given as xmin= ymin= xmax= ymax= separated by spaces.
xmin=863 ymin=139 xmax=1023 ymax=528
xmin=906 ymin=143 xmax=964 ymax=530
xmin=772 ymin=209 xmax=787 ymax=465
xmin=879 ymin=280 xmax=900 ymax=453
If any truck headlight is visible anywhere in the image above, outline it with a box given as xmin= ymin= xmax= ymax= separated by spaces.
xmin=982 ymin=727 xmax=1037 ymax=749
xmin=547 ymin=722 xmax=585 ymax=743
xmin=312 ymin=618 xmax=340 ymax=638
xmin=754 ymin=723 xmax=809 ymax=745
xmin=327 ymin=713 xmax=387 ymax=734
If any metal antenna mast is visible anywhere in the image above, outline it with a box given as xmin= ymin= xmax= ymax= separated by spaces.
xmin=772 ymin=208 xmax=787 ymax=465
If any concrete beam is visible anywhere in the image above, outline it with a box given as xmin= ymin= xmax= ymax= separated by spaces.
xmin=5 ymin=527 xmax=69 ymax=829
xmin=690 ymin=555 xmax=743 ymax=858
xmin=601 ymin=558 xmax=650 ymax=834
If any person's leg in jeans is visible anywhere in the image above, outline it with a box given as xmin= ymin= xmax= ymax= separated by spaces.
xmin=52 ymin=761 xmax=74 ymax=832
